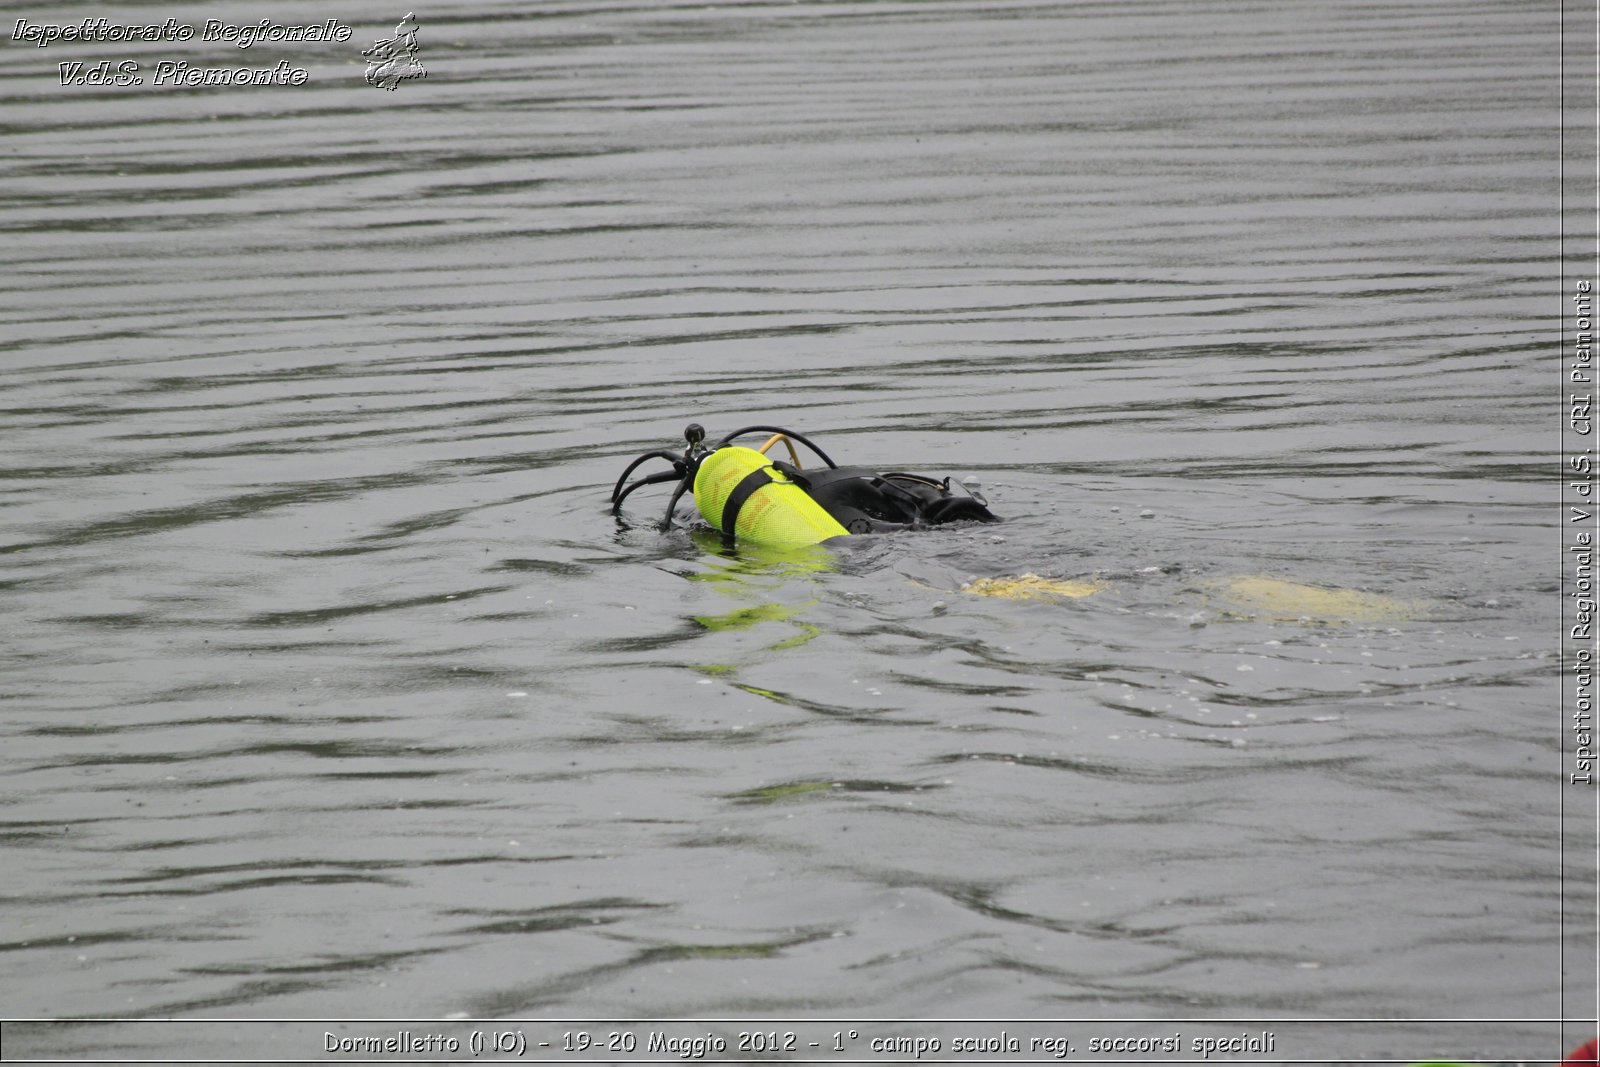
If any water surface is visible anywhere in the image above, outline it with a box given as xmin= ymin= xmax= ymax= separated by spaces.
xmin=0 ymin=0 xmax=1583 ymax=1061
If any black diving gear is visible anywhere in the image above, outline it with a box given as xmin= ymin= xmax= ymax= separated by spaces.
xmin=611 ymin=423 xmax=1000 ymax=547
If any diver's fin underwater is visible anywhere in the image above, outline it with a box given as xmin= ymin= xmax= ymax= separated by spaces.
xmin=611 ymin=423 xmax=1001 ymax=547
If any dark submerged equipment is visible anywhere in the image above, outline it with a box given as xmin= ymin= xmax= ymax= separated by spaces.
xmin=611 ymin=423 xmax=1000 ymax=547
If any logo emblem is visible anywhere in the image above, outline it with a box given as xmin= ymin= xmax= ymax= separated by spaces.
xmin=363 ymin=12 xmax=426 ymax=90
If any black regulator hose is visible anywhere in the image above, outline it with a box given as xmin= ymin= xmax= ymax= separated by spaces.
xmin=611 ymin=449 xmax=685 ymax=512
xmin=714 ymin=425 xmax=840 ymax=469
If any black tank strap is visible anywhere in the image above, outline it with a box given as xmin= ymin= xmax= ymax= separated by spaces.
xmin=721 ymin=466 xmax=776 ymax=539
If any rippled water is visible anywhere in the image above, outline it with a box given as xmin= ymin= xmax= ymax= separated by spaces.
xmin=1 ymin=0 xmax=1587 ymax=1060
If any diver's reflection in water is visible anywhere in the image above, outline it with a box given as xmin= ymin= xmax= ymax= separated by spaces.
xmin=686 ymin=527 xmax=835 ymax=583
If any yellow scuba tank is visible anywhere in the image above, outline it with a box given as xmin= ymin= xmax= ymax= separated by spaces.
xmin=693 ymin=446 xmax=849 ymax=547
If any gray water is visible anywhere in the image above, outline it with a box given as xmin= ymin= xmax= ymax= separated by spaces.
xmin=1 ymin=0 xmax=1589 ymax=1061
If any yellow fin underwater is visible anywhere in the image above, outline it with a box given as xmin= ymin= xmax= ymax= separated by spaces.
xmin=962 ymin=573 xmax=1105 ymax=601
xmin=1193 ymin=575 xmax=1428 ymax=623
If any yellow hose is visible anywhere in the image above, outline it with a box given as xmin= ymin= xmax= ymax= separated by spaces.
xmin=757 ymin=433 xmax=803 ymax=469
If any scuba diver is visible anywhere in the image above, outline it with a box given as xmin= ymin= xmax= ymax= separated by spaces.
xmin=611 ymin=423 xmax=1000 ymax=548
